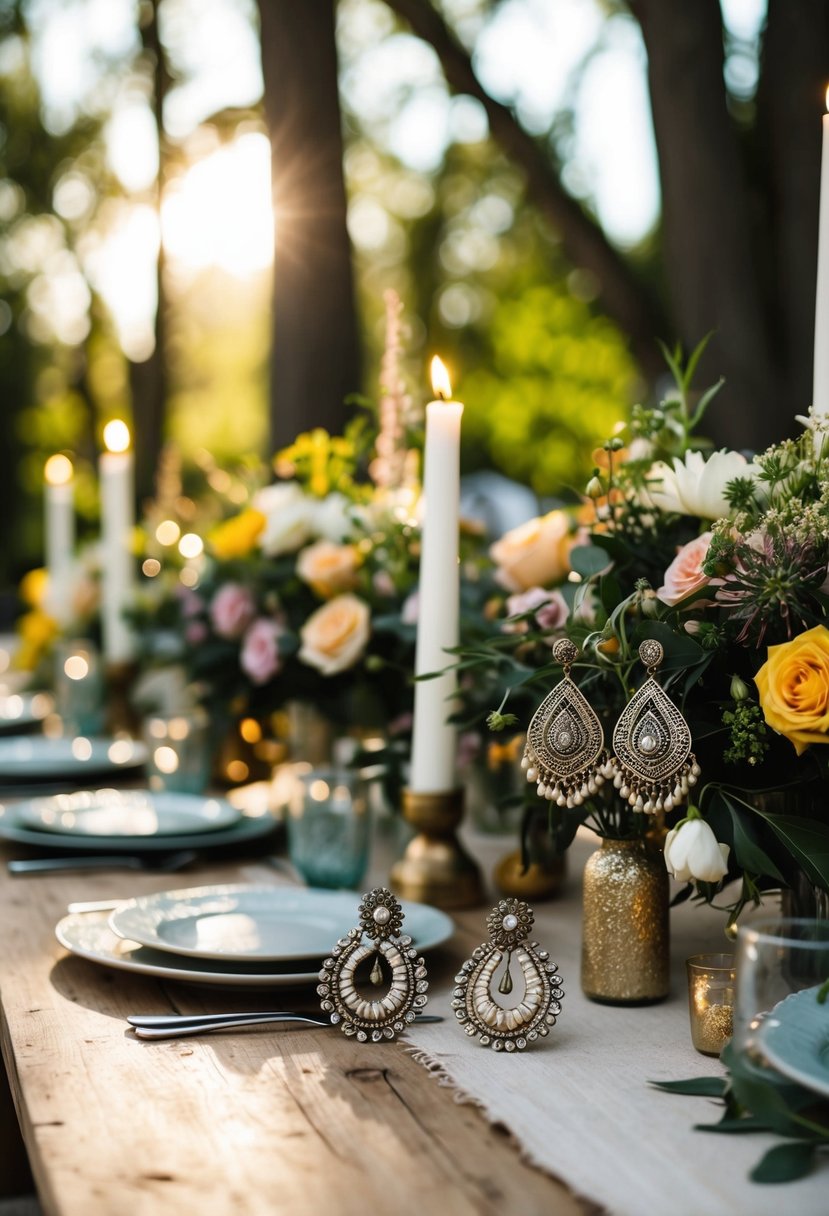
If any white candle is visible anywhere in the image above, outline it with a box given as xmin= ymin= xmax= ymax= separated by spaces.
xmin=410 ymin=356 xmax=463 ymax=793
xmin=43 ymin=454 xmax=75 ymax=626
xmin=814 ymin=88 xmax=829 ymax=416
xmin=99 ymin=420 xmax=135 ymax=663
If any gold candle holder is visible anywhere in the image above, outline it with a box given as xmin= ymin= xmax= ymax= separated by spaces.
xmin=105 ymin=661 xmax=140 ymax=736
xmin=686 ymin=953 xmax=736 ymax=1056
xmin=390 ymin=788 xmax=484 ymax=909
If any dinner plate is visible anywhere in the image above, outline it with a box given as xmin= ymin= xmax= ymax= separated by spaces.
xmin=0 ymin=691 xmax=54 ymax=733
xmin=0 ymin=800 xmax=276 ymax=853
xmin=15 ymin=790 xmax=239 ymax=837
xmin=0 ymin=735 xmax=147 ymax=780
xmin=109 ymin=884 xmax=454 ymax=963
xmin=757 ymin=986 xmax=829 ymax=1098
xmin=56 ymin=912 xmax=321 ymax=988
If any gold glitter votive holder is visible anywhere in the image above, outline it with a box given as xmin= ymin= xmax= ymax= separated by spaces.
xmin=686 ymin=953 xmax=736 ymax=1056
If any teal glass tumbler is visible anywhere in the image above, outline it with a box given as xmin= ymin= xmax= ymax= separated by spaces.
xmin=287 ymin=768 xmax=371 ymax=889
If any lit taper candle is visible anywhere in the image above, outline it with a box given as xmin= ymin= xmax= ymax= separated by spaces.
xmin=410 ymin=356 xmax=462 ymax=792
xmin=44 ymin=453 xmax=75 ymax=626
xmin=99 ymin=420 xmax=135 ymax=663
xmin=814 ymin=86 xmax=829 ymax=416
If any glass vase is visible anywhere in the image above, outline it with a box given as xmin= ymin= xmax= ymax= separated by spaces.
xmin=581 ymin=837 xmax=669 ymax=1004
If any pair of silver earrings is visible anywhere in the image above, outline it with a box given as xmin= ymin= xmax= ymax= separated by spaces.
xmin=320 ymin=888 xmax=563 ymax=1053
xmin=522 ymin=637 xmax=700 ymax=816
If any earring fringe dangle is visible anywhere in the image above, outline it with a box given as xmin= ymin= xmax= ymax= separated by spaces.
xmin=318 ymin=888 xmax=428 ymax=1041
xmin=522 ymin=638 xmax=612 ymax=808
xmin=452 ymin=898 xmax=563 ymax=1051
xmin=610 ymin=639 xmax=700 ymax=814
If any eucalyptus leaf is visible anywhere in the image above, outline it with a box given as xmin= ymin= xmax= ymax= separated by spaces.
xmin=649 ymin=1077 xmax=727 ymax=1097
xmin=569 ymin=545 xmax=612 ymax=579
xmin=750 ymin=1142 xmax=816 ymax=1184
xmin=722 ymin=793 xmax=785 ymax=882
xmin=694 ymin=1116 xmax=772 ymax=1134
xmin=749 ymin=810 xmax=829 ymax=890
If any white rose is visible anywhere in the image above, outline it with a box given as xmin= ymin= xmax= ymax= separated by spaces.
xmin=298 ymin=594 xmax=371 ymax=676
xmin=648 ymin=449 xmax=751 ymax=520
xmin=313 ymin=493 xmax=354 ymax=543
xmin=664 ymin=818 xmax=730 ymax=883
xmin=253 ymin=482 xmax=316 ymax=556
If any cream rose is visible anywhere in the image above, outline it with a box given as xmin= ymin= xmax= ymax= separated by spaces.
xmin=298 ymin=594 xmax=371 ymax=676
xmin=648 ymin=449 xmax=751 ymax=520
xmin=296 ymin=540 xmax=360 ymax=599
xmin=657 ymin=532 xmax=712 ymax=606
xmin=254 ymin=482 xmax=316 ymax=556
xmin=489 ymin=510 xmax=572 ymax=592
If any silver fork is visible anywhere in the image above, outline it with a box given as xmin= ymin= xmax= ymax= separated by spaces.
xmin=127 ymin=1011 xmax=444 ymax=1039
xmin=8 ymin=849 xmax=198 ymax=876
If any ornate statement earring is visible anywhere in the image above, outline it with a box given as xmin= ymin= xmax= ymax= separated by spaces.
xmin=318 ymin=888 xmax=428 ymax=1041
xmin=522 ymin=638 xmax=612 ymax=808
xmin=611 ymin=639 xmax=700 ymax=814
xmin=453 ymin=898 xmax=563 ymax=1051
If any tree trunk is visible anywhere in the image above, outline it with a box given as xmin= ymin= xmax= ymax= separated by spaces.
xmin=130 ymin=0 xmax=168 ymax=508
xmin=383 ymin=0 xmax=667 ymax=383
xmin=257 ymin=0 xmax=360 ymax=450
xmin=631 ymin=0 xmax=780 ymax=450
xmin=761 ymin=0 xmax=829 ymax=422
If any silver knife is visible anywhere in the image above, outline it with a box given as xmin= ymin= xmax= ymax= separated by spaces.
xmin=127 ymin=1011 xmax=444 ymax=1039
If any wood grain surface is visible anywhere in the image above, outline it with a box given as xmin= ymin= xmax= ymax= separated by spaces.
xmin=0 ymin=855 xmax=592 ymax=1216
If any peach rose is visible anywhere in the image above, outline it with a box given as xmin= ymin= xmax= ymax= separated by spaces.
xmin=298 ymin=594 xmax=371 ymax=676
xmin=489 ymin=510 xmax=572 ymax=592
xmin=296 ymin=541 xmax=360 ymax=599
xmin=755 ymin=625 xmax=829 ymax=755
xmin=657 ymin=532 xmax=712 ymax=606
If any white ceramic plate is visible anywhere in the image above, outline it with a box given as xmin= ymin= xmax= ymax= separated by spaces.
xmin=56 ymin=912 xmax=321 ymax=988
xmin=16 ymin=790 xmax=239 ymax=838
xmin=0 ymin=800 xmax=276 ymax=853
xmin=0 ymin=735 xmax=147 ymax=780
xmin=757 ymin=987 xmax=829 ymax=1098
xmin=109 ymin=884 xmax=454 ymax=963
xmin=0 ymin=691 xmax=54 ymax=733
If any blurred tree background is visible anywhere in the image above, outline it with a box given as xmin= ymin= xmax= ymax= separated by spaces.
xmin=0 ymin=0 xmax=823 ymax=591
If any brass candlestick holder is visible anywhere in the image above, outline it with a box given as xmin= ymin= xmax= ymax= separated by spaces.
xmin=105 ymin=661 xmax=140 ymax=736
xmin=390 ymin=788 xmax=484 ymax=909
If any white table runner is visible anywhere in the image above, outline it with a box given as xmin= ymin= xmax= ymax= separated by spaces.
xmin=408 ymin=828 xmax=829 ymax=1216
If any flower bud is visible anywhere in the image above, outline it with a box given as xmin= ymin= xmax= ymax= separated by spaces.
xmin=730 ymin=674 xmax=751 ymax=702
xmin=586 ymin=475 xmax=605 ymax=500
xmin=664 ymin=818 xmax=730 ymax=884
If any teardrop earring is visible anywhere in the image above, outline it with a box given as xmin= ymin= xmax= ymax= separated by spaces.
xmin=610 ymin=639 xmax=701 ymax=814
xmin=522 ymin=638 xmax=612 ymax=809
xmin=452 ymin=898 xmax=564 ymax=1051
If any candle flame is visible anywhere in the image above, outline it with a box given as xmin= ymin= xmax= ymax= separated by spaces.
xmin=103 ymin=419 xmax=130 ymax=454
xmin=430 ymin=355 xmax=452 ymax=401
xmin=44 ymin=453 xmax=73 ymax=486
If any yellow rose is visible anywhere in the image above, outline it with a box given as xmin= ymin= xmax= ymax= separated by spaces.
xmin=296 ymin=540 xmax=360 ymax=599
xmin=755 ymin=625 xmax=829 ymax=755
xmin=299 ymin=594 xmax=371 ymax=676
xmin=209 ymin=509 xmax=266 ymax=560
xmin=489 ymin=510 xmax=572 ymax=592
xmin=15 ymin=609 xmax=58 ymax=670
xmin=19 ymin=567 xmax=47 ymax=608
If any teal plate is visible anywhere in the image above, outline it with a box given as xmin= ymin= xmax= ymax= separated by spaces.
xmin=758 ymin=986 xmax=829 ymax=1099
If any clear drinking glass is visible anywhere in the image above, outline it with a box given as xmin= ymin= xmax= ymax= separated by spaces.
xmin=54 ymin=639 xmax=105 ymax=735
xmin=145 ymin=709 xmax=211 ymax=794
xmin=734 ymin=917 xmax=829 ymax=1060
xmin=287 ymin=768 xmax=371 ymax=889
xmin=685 ymin=953 xmax=736 ymax=1056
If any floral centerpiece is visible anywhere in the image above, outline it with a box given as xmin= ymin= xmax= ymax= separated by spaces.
xmin=460 ymin=345 xmax=829 ymax=935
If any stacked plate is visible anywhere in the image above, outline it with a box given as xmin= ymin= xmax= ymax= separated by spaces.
xmin=755 ymin=988 xmax=829 ymax=1099
xmin=56 ymin=883 xmax=454 ymax=988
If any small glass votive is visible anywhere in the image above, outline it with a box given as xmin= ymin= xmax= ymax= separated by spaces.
xmin=686 ymin=953 xmax=736 ymax=1056
xmin=287 ymin=768 xmax=371 ymax=889
xmin=54 ymin=639 xmax=105 ymax=735
xmin=145 ymin=709 xmax=211 ymax=794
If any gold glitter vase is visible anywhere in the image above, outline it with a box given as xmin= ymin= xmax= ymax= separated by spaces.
xmin=580 ymin=837 xmax=669 ymax=1004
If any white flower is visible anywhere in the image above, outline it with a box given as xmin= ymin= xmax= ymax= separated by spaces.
xmin=647 ymin=449 xmax=751 ymax=520
xmin=253 ymin=483 xmax=316 ymax=556
xmin=313 ymin=493 xmax=353 ymax=543
xmin=664 ymin=818 xmax=730 ymax=883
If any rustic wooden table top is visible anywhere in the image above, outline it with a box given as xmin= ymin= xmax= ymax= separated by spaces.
xmin=0 ymin=850 xmax=588 ymax=1216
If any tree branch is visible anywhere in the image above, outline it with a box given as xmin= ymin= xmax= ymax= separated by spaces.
xmin=381 ymin=0 xmax=667 ymax=380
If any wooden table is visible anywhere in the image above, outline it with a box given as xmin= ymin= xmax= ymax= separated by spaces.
xmin=0 ymin=852 xmax=587 ymax=1216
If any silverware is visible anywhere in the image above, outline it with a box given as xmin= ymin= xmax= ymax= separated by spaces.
xmin=8 ymin=849 xmax=198 ymax=876
xmin=127 ymin=1011 xmax=444 ymax=1039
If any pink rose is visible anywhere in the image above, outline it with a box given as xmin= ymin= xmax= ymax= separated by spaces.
xmin=240 ymin=617 xmax=284 ymax=685
xmin=373 ymin=570 xmax=396 ymax=598
xmin=185 ymin=620 xmax=208 ymax=646
xmin=503 ymin=587 xmax=569 ymax=637
xmin=210 ymin=583 xmax=256 ymax=640
xmin=177 ymin=585 xmax=204 ymax=619
xmin=535 ymin=590 xmax=569 ymax=635
xmin=657 ymin=532 xmax=713 ymax=606
xmin=402 ymin=590 xmax=419 ymax=625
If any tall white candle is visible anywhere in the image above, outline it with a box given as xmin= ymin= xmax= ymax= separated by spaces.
xmin=43 ymin=454 xmax=75 ymax=626
xmin=99 ymin=420 xmax=135 ymax=663
xmin=814 ymin=89 xmax=829 ymax=416
xmin=410 ymin=357 xmax=462 ymax=793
